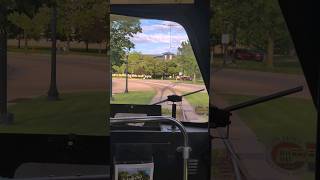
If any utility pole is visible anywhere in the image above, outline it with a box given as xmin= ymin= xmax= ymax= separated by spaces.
xmin=0 ymin=6 xmax=13 ymax=124
xmin=124 ymin=48 xmax=130 ymax=93
xmin=47 ymin=4 xmax=59 ymax=100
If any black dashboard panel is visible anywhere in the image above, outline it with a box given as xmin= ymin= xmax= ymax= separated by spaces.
xmin=111 ymin=125 xmax=210 ymax=180
xmin=0 ymin=134 xmax=109 ymax=178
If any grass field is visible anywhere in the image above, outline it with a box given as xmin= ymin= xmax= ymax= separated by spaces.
xmin=186 ymin=92 xmax=316 ymax=179
xmin=0 ymin=91 xmax=155 ymax=135
xmin=185 ymin=92 xmax=316 ymax=144
xmin=8 ymin=46 xmax=106 ymax=57
xmin=183 ymin=92 xmax=209 ymax=117
xmin=223 ymin=94 xmax=317 ymax=144
xmin=214 ymin=56 xmax=303 ymax=74
xmin=112 ymin=91 xmax=155 ymax=104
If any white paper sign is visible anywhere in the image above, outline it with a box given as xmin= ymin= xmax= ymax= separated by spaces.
xmin=115 ymin=163 xmax=154 ymax=180
xmin=221 ymin=34 xmax=229 ymax=44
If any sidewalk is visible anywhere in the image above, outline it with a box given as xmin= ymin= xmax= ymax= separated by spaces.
xmin=212 ymin=95 xmax=300 ymax=180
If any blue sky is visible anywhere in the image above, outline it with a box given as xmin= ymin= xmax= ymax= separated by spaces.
xmin=130 ymin=19 xmax=189 ymax=55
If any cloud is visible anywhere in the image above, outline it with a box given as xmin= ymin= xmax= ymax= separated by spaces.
xmin=131 ymin=20 xmax=189 ymax=54
xmin=135 ymin=46 xmax=172 ymax=55
xmin=131 ymin=33 xmax=188 ymax=45
xmin=141 ymin=21 xmax=185 ymax=32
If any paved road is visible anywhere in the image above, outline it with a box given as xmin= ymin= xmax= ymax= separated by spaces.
xmin=8 ymin=53 xmax=107 ymax=101
xmin=112 ymin=78 xmax=204 ymax=121
xmin=8 ymin=53 xmax=310 ymax=101
xmin=213 ymin=68 xmax=310 ymax=98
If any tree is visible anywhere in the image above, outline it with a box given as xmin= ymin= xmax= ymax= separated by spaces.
xmin=110 ymin=15 xmax=142 ymax=66
xmin=72 ymin=0 xmax=108 ymax=52
xmin=143 ymin=56 xmax=157 ymax=77
xmin=7 ymin=22 xmax=23 ymax=48
xmin=8 ymin=5 xmax=50 ymax=50
xmin=211 ymin=0 xmax=294 ymax=67
xmin=55 ymin=0 xmax=78 ymax=51
xmin=177 ymin=41 xmax=200 ymax=83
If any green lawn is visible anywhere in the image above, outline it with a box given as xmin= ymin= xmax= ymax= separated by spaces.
xmin=8 ymin=46 xmax=106 ymax=57
xmin=223 ymin=94 xmax=317 ymax=180
xmin=214 ymin=56 xmax=303 ymax=74
xmin=223 ymin=94 xmax=317 ymax=144
xmin=186 ymin=92 xmax=317 ymax=144
xmin=186 ymin=92 xmax=316 ymax=179
xmin=184 ymin=92 xmax=209 ymax=107
xmin=112 ymin=91 xmax=156 ymax=104
xmin=0 ymin=91 xmax=155 ymax=135
xmin=183 ymin=92 xmax=209 ymax=117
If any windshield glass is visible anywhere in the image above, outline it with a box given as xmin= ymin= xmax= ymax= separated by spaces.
xmin=110 ymin=15 xmax=208 ymax=122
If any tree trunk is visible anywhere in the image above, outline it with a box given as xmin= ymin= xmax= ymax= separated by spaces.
xmin=232 ymin=25 xmax=237 ymax=62
xmin=85 ymin=41 xmax=89 ymax=52
xmin=289 ymin=48 xmax=296 ymax=56
xmin=266 ymin=35 xmax=274 ymax=67
xmin=24 ymin=30 xmax=28 ymax=52
xmin=193 ymin=72 xmax=196 ymax=83
xmin=66 ymin=36 xmax=70 ymax=52
xmin=99 ymin=42 xmax=102 ymax=54
xmin=17 ymin=34 xmax=21 ymax=49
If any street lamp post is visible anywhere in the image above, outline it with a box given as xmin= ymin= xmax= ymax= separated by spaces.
xmin=47 ymin=4 xmax=59 ymax=100
xmin=124 ymin=48 xmax=130 ymax=93
xmin=0 ymin=7 xmax=13 ymax=124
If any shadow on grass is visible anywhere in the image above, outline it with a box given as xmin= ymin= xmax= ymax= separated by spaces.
xmin=1 ymin=91 xmax=155 ymax=135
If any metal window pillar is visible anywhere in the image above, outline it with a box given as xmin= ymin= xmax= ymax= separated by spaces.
xmin=316 ymin=64 xmax=320 ymax=180
xmin=47 ymin=4 xmax=59 ymax=100
xmin=0 ymin=7 xmax=13 ymax=124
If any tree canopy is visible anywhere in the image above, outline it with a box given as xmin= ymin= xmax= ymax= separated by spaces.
xmin=5 ymin=0 xmax=141 ymax=59
xmin=110 ymin=15 xmax=142 ymax=66
xmin=211 ymin=0 xmax=294 ymax=66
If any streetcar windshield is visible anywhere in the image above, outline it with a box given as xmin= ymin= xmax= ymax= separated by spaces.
xmin=110 ymin=15 xmax=208 ymax=123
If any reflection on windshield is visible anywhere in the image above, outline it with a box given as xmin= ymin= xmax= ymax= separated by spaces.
xmin=2 ymin=1 xmax=109 ymax=136
xmin=210 ymin=0 xmax=316 ymax=179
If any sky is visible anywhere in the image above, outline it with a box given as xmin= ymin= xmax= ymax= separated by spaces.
xmin=130 ymin=19 xmax=189 ymax=55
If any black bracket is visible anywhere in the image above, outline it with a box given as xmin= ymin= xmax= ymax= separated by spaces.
xmin=167 ymin=95 xmax=183 ymax=103
xmin=209 ymin=107 xmax=231 ymax=128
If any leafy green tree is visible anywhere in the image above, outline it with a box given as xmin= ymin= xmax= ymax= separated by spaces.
xmin=167 ymin=60 xmax=178 ymax=77
xmin=177 ymin=41 xmax=200 ymax=83
xmin=211 ymin=0 xmax=294 ymax=67
xmin=238 ymin=0 xmax=288 ymax=67
xmin=111 ymin=15 xmax=142 ymax=66
xmin=72 ymin=0 xmax=108 ymax=52
xmin=143 ymin=56 xmax=158 ymax=77
xmin=8 ymin=5 xmax=50 ymax=50
xmin=55 ymin=0 xmax=78 ymax=51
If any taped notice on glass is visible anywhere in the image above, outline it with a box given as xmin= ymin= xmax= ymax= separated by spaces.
xmin=115 ymin=163 xmax=154 ymax=180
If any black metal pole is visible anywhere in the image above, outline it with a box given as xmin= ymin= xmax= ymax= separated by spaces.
xmin=124 ymin=49 xmax=129 ymax=93
xmin=47 ymin=4 xmax=59 ymax=100
xmin=171 ymin=103 xmax=177 ymax=130
xmin=105 ymin=3 xmax=112 ymax=101
xmin=0 ymin=7 xmax=13 ymax=124
xmin=172 ymin=103 xmax=176 ymax=118
xmin=224 ymin=86 xmax=303 ymax=112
